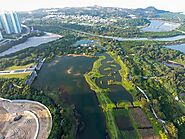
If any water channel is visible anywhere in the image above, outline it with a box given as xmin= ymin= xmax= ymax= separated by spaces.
xmin=141 ymin=20 xmax=180 ymax=32
xmin=164 ymin=43 xmax=185 ymax=53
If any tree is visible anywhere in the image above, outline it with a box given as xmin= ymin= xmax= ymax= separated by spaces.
xmin=166 ymin=122 xmax=178 ymax=139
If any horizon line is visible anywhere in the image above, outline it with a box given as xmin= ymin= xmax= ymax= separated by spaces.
xmin=0 ymin=5 xmax=184 ymax=13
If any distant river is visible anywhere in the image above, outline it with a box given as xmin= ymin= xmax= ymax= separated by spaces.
xmin=73 ymin=29 xmax=185 ymax=41
xmin=141 ymin=20 xmax=180 ymax=32
xmin=0 ymin=32 xmax=62 ymax=57
xmin=105 ymin=35 xmax=185 ymax=42
xmin=164 ymin=44 xmax=185 ymax=53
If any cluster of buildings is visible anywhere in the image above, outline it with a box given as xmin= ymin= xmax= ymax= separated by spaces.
xmin=0 ymin=11 xmax=22 ymax=41
xmin=43 ymin=14 xmax=115 ymax=25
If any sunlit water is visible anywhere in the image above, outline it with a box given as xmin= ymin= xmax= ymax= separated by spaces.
xmin=142 ymin=20 xmax=180 ymax=32
xmin=0 ymin=32 xmax=61 ymax=57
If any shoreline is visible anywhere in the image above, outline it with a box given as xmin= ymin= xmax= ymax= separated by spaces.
xmin=66 ymin=54 xmax=96 ymax=58
xmin=0 ymin=31 xmax=45 ymax=53
xmin=0 ymin=32 xmax=61 ymax=57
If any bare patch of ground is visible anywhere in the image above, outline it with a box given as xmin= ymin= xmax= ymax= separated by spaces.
xmin=130 ymin=108 xmax=152 ymax=128
xmin=138 ymin=129 xmax=159 ymax=139
xmin=0 ymin=98 xmax=52 ymax=139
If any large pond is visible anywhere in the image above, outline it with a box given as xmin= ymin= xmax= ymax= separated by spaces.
xmin=74 ymin=40 xmax=100 ymax=47
xmin=33 ymin=56 xmax=106 ymax=139
xmin=0 ymin=32 xmax=62 ymax=57
xmin=141 ymin=20 xmax=180 ymax=32
xmin=164 ymin=43 xmax=185 ymax=53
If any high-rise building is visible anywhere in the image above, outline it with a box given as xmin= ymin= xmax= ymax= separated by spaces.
xmin=0 ymin=11 xmax=22 ymax=34
xmin=10 ymin=11 xmax=22 ymax=33
xmin=0 ymin=31 xmax=3 ymax=41
xmin=0 ymin=12 xmax=11 ymax=34
xmin=0 ymin=19 xmax=3 ymax=29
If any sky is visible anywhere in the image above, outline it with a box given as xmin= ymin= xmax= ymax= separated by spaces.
xmin=0 ymin=0 xmax=185 ymax=13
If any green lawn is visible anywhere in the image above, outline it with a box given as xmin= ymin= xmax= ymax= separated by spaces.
xmin=5 ymin=63 xmax=35 ymax=70
xmin=108 ymin=52 xmax=136 ymax=94
xmin=0 ymin=73 xmax=30 ymax=79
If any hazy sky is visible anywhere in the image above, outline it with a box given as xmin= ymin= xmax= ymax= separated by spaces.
xmin=0 ymin=0 xmax=185 ymax=13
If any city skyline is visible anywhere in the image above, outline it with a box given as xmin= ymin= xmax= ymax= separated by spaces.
xmin=0 ymin=0 xmax=185 ymax=13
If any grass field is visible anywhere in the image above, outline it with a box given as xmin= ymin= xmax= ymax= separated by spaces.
xmin=176 ymin=102 xmax=185 ymax=115
xmin=108 ymin=52 xmax=136 ymax=95
xmin=5 ymin=63 xmax=35 ymax=70
xmin=113 ymin=109 xmax=140 ymax=139
xmin=0 ymin=73 xmax=30 ymax=79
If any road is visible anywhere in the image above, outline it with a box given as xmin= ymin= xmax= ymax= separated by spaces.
xmin=177 ymin=29 xmax=185 ymax=34
xmin=21 ymin=24 xmax=31 ymax=35
xmin=0 ymin=68 xmax=35 ymax=75
xmin=24 ymin=110 xmax=39 ymax=139
xmin=12 ymin=99 xmax=53 ymax=137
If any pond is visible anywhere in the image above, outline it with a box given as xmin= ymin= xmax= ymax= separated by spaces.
xmin=0 ymin=32 xmax=62 ymax=57
xmin=32 ymin=55 xmax=106 ymax=139
xmin=141 ymin=20 xmax=180 ymax=32
xmin=74 ymin=40 xmax=100 ymax=47
xmin=164 ymin=43 xmax=185 ymax=53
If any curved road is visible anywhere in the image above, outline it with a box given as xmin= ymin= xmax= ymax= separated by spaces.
xmin=24 ymin=110 xmax=39 ymax=139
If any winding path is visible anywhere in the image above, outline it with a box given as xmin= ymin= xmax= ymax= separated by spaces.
xmin=136 ymin=86 xmax=168 ymax=134
xmin=24 ymin=110 xmax=39 ymax=139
